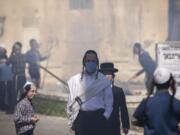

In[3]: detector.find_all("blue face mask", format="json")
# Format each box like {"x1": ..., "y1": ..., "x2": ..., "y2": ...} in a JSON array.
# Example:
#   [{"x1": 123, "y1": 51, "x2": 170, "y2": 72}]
[{"x1": 85, "y1": 62, "x2": 97, "y2": 74}]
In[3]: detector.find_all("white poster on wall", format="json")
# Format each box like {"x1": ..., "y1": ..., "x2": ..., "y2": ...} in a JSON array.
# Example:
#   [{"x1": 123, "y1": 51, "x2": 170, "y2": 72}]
[
  {"x1": 156, "y1": 42, "x2": 180, "y2": 99},
  {"x1": 156, "y1": 42, "x2": 180, "y2": 81}
]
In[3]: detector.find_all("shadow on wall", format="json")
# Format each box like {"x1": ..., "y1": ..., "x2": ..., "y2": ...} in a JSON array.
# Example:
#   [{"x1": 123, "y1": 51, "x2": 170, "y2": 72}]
[{"x1": 0, "y1": 16, "x2": 6, "y2": 37}]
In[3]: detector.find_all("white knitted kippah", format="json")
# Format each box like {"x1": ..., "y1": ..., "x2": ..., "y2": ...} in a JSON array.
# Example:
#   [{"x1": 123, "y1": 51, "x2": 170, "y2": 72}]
[
  {"x1": 153, "y1": 67, "x2": 171, "y2": 84},
  {"x1": 23, "y1": 81, "x2": 33, "y2": 89}
]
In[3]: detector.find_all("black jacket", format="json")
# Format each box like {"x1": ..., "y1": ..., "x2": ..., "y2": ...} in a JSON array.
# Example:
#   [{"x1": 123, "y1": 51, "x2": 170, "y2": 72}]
[{"x1": 108, "y1": 85, "x2": 130, "y2": 135}]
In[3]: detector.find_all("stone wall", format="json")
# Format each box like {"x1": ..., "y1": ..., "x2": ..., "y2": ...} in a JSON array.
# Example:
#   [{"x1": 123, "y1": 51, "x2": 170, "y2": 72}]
[{"x1": 0, "y1": 0, "x2": 168, "y2": 84}]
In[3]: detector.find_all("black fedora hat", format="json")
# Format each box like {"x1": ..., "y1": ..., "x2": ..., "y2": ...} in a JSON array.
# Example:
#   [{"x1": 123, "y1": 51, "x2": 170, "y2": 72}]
[{"x1": 99, "y1": 62, "x2": 118, "y2": 74}]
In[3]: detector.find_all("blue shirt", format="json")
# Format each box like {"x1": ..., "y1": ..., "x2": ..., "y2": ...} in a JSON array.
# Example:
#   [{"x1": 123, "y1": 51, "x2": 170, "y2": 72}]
[
  {"x1": 134, "y1": 91, "x2": 180, "y2": 135},
  {"x1": 136, "y1": 51, "x2": 156, "y2": 79},
  {"x1": 25, "y1": 49, "x2": 47, "y2": 71}
]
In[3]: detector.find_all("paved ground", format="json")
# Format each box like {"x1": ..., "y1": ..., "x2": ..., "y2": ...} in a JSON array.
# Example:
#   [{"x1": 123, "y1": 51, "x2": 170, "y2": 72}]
[
  {"x1": 0, "y1": 111, "x2": 72, "y2": 135},
  {"x1": 0, "y1": 111, "x2": 143, "y2": 135}
]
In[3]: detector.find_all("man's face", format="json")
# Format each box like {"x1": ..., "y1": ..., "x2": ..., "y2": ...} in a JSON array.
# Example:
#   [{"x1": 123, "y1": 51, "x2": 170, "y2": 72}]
[
  {"x1": 134, "y1": 47, "x2": 140, "y2": 55},
  {"x1": 31, "y1": 40, "x2": 39, "y2": 49},
  {"x1": 105, "y1": 74, "x2": 113, "y2": 81},
  {"x1": 14, "y1": 45, "x2": 21, "y2": 54},
  {"x1": 84, "y1": 53, "x2": 98, "y2": 74},
  {"x1": 15, "y1": 48, "x2": 21, "y2": 54},
  {"x1": 85, "y1": 53, "x2": 97, "y2": 63}
]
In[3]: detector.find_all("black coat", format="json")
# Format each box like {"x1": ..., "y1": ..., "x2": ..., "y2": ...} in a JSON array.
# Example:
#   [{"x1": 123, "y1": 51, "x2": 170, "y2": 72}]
[{"x1": 108, "y1": 85, "x2": 130, "y2": 135}]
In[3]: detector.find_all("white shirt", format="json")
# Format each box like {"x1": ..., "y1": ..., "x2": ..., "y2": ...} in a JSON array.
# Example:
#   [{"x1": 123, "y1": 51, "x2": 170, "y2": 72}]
[
  {"x1": 67, "y1": 72, "x2": 113, "y2": 119},
  {"x1": 175, "y1": 86, "x2": 180, "y2": 100}
]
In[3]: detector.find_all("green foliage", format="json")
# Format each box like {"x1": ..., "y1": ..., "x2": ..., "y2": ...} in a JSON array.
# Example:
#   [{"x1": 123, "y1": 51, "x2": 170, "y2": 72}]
[{"x1": 33, "y1": 96, "x2": 67, "y2": 117}]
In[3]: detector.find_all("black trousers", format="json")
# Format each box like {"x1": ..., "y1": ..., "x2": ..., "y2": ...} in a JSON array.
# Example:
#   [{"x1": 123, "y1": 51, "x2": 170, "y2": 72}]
[
  {"x1": 0, "y1": 81, "x2": 6, "y2": 110},
  {"x1": 0, "y1": 80, "x2": 13, "y2": 111},
  {"x1": 6, "y1": 80, "x2": 15, "y2": 113},
  {"x1": 74, "y1": 109, "x2": 108, "y2": 135},
  {"x1": 14, "y1": 75, "x2": 26, "y2": 97},
  {"x1": 29, "y1": 68, "x2": 40, "y2": 88},
  {"x1": 7, "y1": 75, "x2": 26, "y2": 113},
  {"x1": 107, "y1": 122, "x2": 121, "y2": 135},
  {"x1": 19, "y1": 130, "x2": 33, "y2": 135}
]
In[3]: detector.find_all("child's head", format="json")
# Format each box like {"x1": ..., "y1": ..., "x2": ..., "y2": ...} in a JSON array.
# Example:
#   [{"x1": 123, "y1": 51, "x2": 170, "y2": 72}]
[{"x1": 19, "y1": 82, "x2": 37, "y2": 101}]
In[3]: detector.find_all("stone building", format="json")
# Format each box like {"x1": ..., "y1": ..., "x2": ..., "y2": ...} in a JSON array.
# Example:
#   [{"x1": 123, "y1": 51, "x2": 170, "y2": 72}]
[{"x1": 0, "y1": 0, "x2": 179, "y2": 87}]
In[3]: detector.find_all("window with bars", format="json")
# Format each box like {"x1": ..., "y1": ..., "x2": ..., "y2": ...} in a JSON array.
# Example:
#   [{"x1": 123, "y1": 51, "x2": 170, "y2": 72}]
[
  {"x1": 69, "y1": 0, "x2": 93, "y2": 10},
  {"x1": 168, "y1": 0, "x2": 180, "y2": 40}
]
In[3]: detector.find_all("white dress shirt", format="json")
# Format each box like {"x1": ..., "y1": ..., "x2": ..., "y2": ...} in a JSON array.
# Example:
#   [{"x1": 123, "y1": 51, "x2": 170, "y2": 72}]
[{"x1": 67, "y1": 72, "x2": 113, "y2": 119}]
